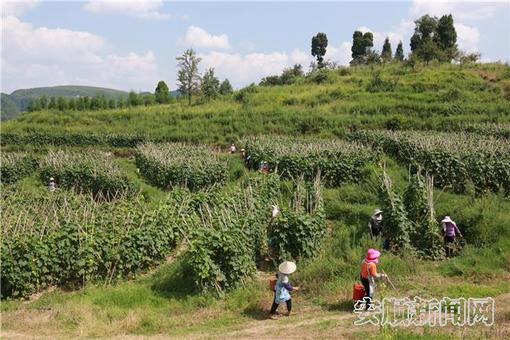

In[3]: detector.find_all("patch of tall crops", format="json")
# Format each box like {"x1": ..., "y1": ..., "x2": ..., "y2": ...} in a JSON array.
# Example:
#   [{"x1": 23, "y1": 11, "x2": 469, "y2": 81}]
[
  {"x1": 1, "y1": 152, "x2": 38, "y2": 184},
  {"x1": 350, "y1": 130, "x2": 510, "y2": 195},
  {"x1": 0, "y1": 191, "x2": 182, "y2": 298},
  {"x1": 135, "y1": 142, "x2": 228, "y2": 191},
  {"x1": 40, "y1": 150, "x2": 135, "y2": 199},
  {"x1": 241, "y1": 136, "x2": 377, "y2": 187}
]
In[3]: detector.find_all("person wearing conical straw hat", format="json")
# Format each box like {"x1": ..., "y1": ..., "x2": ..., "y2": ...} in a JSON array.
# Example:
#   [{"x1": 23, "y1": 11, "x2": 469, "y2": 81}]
[
  {"x1": 269, "y1": 261, "x2": 300, "y2": 319},
  {"x1": 441, "y1": 216, "x2": 462, "y2": 257},
  {"x1": 360, "y1": 248, "x2": 387, "y2": 310}
]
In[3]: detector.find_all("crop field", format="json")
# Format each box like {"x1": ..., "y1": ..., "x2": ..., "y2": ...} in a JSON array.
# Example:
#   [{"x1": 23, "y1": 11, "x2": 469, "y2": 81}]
[{"x1": 1, "y1": 64, "x2": 510, "y2": 339}]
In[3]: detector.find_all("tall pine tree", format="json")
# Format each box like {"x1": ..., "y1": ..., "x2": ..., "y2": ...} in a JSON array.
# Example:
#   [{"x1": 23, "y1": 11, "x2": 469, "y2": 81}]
[
  {"x1": 394, "y1": 41, "x2": 404, "y2": 61},
  {"x1": 381, "y1": 37, "x2": 392, "y2": 62}
]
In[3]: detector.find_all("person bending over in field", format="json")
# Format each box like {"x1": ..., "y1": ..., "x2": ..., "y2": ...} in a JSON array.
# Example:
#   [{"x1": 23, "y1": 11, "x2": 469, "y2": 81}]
[
  {"x1": 441, "y1": 216, "x2": 463, "y2": 257},
  {"x1": 229, "y1": 143, "x2": 236, "y2": 154},
  {"x1": 269, "y1": 261, "x2": 300, "y2": 319},
  {"x1": 360, "y1": 248, "x2": 387, "y2": 310}
]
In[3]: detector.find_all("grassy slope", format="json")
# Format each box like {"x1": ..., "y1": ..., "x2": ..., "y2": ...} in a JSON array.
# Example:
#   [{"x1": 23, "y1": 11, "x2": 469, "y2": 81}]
[
  {"x1": 1, "y1": 154, "x2": 509, "y2": 339},
  {"x1": 2, "y1": 63, "x2": 510, "y2": 144}
]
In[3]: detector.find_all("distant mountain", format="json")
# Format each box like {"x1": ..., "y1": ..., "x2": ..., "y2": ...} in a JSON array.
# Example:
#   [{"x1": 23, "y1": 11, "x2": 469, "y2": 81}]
[
  {"x1": 1, "y1": 85, "x2": 129, "y2": 120},
  {"x1": 0, "y1": 93, "x2": 19, "y2": 120}
]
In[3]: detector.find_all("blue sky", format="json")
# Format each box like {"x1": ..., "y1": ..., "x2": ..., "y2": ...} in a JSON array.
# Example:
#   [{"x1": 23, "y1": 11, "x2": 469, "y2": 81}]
[{"x1": 2, "y1": 1, "x2": 509, "y2": 93}]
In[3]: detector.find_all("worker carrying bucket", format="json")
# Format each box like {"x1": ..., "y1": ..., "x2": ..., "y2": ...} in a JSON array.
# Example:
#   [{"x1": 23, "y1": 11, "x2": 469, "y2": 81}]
[
  {"x1": 355, "y1": 248, "x2": 387, "y2": 310},
  {"x1": 269, "y1": 261, "x2": 300, "y2": 319}
]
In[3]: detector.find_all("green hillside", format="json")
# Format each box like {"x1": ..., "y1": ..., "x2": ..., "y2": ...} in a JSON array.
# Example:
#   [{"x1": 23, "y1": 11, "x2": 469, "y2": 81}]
[
  {"x1": 1, "y1": 85, "x2": 129, "y2": 120},
  {"x1": 0, "y1": 93, "x2": 19, "y2": 120},
  {"x1": 3, "y1": 63, "x2": 509, "y2": 145}
]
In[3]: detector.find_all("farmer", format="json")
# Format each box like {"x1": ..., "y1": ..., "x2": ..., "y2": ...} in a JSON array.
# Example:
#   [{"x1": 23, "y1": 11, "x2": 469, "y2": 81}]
[
  {"x1": 368, "y1": 209, "x2": 383, "y2": 237},
  {"x1": 441, "y1": 216, "x2": 463, "y2": 257},
  {"x1": 240, "y1": 148, "x2": 246, "y2": 160},
  {"x1": 269, "y1": 261, "x2": 300, "y2": 319},
  {"x1": 360, "y1": 248, "x2": 387, "y2": 310},
  {"x1": 260, "y1": 161, "x2": 269, "y2": 174},
  {"x1": 229, "y1": 143, "x2": 236, "y2": 154},
  {"x1": 48, "y1": 177, "x2": 56, "y2": 192}
]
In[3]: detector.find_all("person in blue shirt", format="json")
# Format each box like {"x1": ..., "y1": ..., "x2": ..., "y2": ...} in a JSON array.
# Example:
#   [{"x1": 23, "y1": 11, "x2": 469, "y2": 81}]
[{"x1": 269, "y1": 261, "x2": 300, "y2": 319}]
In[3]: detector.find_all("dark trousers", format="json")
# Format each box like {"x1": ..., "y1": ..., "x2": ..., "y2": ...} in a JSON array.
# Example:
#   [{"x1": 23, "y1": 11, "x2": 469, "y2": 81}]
[
  {"x1": 270, "y1": 298, "x2": 292, "y2": 314},
  {"x1": 360, "y1": 276, "x2": 371, "y2": 310},
  {"x1": 444, "y1": 235, "x2": 455, "y2": 257}
]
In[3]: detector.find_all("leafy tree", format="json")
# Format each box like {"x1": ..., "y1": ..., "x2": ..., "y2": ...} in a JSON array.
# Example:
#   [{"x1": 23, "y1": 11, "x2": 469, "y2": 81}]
[
  {"x1": 456, "y1": 51, "x2": 481, "y2": 66},
  {"x1": 68, "y1": 98, "x2": 76, "y2": 110},
  {"x1": 201, "y1": 68, "x2": 220, "y2": 100},
  {"x1": 434, "y1": 14, "x2": 457, "y2": 61},
  {"x1": 48, "y1": 97, "x2": 57, "y2": 110},
  {"x1": 57, "y1": 97, "x2": 67, "y2": 111},
  {"x1": 395, "y1": 41, "x2": 404, "y2": 61},
  {"x1": 311, "y1": 32, "x2": 328, "y2": 69},
  {"x1": 351, "y1": 31, "x2": 375, "y2": 64},
  {"x1": 39, "y1": 95, "x2": 48, "y2": 109},
  {"x1": 381, "y1": 37, "x2": 392, "y2": 62},
  {"x1": 143, "y1": 93, "x2": 156, "y2": 106},
  {"x1": 351, "y1": 31, "x2": 365, "y2": 60},
  {"x1": 155, "y1": 80, "x2": 170, "y2": 104},
  {"x1": 107, "y1": 98, "x2": 116, "y2": 109},
  {"x1": 260, "y1": 75, "x2": 281, "y2": 86},
  {"x1": 177, "y1": 48, "x2": 202, "y2": 106},
  {"x1": 280, "y1": 64, "x2": 303, "y2": 84},
  {"x1": 219, "y1": 79, "x2": 233, "y2": 95},
  {"x1": 410, "y1": 14, "x2": 437, "y2": 52},
  {"x1": 27, "y1": 99, "x2": 40, "y2": 112},
  {"x1": 128, "y1": 91, "x2": 140, "y2": 106}
]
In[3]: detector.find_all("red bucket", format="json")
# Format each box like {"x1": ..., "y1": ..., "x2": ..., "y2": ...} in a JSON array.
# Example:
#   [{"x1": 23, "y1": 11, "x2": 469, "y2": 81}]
[{"x1": 353, "y1": 283, "x2": 365, "y2": 301}]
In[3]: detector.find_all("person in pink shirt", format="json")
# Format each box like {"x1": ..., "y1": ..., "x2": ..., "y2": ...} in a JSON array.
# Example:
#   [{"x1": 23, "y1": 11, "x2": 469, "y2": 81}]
[{"x1": 441, "y1": 216, "x2": 463, "y2": 257}]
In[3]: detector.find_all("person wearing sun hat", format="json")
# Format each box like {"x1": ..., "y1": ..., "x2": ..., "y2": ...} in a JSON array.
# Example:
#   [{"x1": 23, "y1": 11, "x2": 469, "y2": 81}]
[
  {"x1": 368, "y1": 208, "x2": 383, "y2": 238},
  {"x1": 441, "y1": 216, "x2": 462, "y2": 257},
  {"x1": 269, "y1": 261, "x2": 300, "y2": 319},
  {"x1": 360, "y1": 248, "x2": 387, "y2": 310}
]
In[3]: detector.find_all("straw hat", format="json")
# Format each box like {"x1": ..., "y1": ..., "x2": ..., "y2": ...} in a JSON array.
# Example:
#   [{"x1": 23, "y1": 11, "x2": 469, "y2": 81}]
[
  {"x1": 373, "y1": 209, "x2": 382, "y2": 216},
  {"x1": 441, "y1": 216, "x2": 453, "y2": 223},
  {"x1": 49, "y1": 177, "x2": 55, "y2": 181},
  {"x1": 365, "y1": 248, "x2": 381, "y2": 264},
  {"x1": 278, "y1": 261, "x2": 297, "y2": 275}
]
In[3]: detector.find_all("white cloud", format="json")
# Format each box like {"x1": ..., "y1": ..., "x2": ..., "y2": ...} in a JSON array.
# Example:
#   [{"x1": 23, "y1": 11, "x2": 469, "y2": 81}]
[
  {"x1": 455, "y1": 23, "x2": 480, "y2": 52},
  {"x1": 181, "y1": 26, "x2": 230, "y2": 49},
  {"x1": 84, "y1": 0, "x2": 169, "y2": 20},
  {"x1": 409, "y1": 0, "x2": 506, "y2": 21},
  {"x1": 290, "y1": 49, "x2": 311, "y2": 66},
  {"x1": 199, "y1": 51, "x2": 290, "y2": 86},
  {"x1": 325, "y1": 42, "x2": 352, "y2": 66},
  {"x1": 1, "y1": 0, "x2": 40, "y2": 17},
  {"x1": 1, "y1": 16, "x2": 159, "y2": 92}
]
